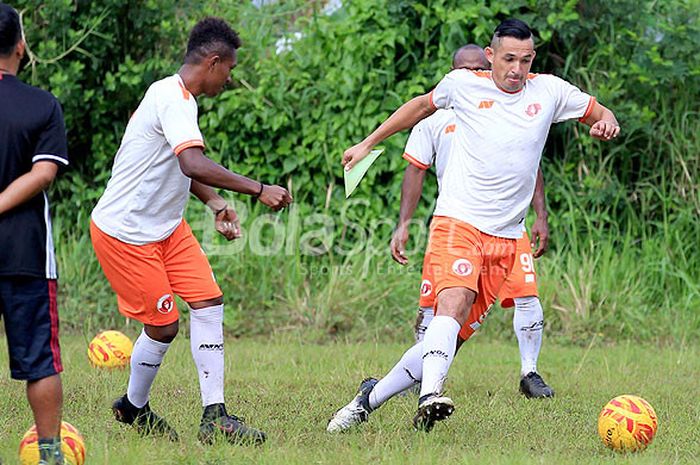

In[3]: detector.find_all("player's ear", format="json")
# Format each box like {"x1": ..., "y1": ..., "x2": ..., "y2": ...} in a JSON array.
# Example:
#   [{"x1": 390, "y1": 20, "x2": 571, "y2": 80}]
[
  {"x1": 207, "y1": 54, "x2": 221, "y2": 71},
  {"x1": 17, "y1": 40, "x2": 29, "y2": 72},
  {"x1": 485, "y1": 46, "x2": 495, "y2": 64}
]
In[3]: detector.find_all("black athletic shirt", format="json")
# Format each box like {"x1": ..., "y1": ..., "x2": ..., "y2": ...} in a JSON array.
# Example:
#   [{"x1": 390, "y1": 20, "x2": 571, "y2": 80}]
[{"x1": 0, "y1": 72, "x2": 68, "y2": 279}]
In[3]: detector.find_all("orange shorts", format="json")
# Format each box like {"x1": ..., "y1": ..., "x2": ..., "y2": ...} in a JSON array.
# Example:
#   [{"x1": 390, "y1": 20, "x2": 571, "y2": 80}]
[
  {"x1": 90, "y1": 220, "x2": 222, "y2": 326},
  {"x1": 419, "y1": 229, "x2": 538, "y2": 308},
  {"x1": 422, "y1": 216, "x2": 516, "y2": 341},
  {"x1": 498, "y1": 232, "x2": 538, "y2": 308}
]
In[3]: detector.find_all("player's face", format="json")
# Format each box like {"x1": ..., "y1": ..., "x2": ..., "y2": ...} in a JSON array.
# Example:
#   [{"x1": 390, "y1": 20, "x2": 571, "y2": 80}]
[
  {"x1": 486, "y1": 37, "x2": 535, "y2": 92},
  {"x1": 204, "y1": 51, "x2": 237, "y2": 97},
  {"x1": 454, "y1": 56, "x2": 490, "y2": 71}
]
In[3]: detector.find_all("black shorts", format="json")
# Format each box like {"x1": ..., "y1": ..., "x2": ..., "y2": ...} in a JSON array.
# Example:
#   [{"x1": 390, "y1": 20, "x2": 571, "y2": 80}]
[{"x1": 0, "y1": 277, "x2": 63, "y2": 381}]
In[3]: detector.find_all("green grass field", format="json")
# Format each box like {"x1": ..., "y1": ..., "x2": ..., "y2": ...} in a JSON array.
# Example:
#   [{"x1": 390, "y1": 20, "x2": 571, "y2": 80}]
[{"x1": 1, "y1": 334, "x2": 698, "y2": 464}]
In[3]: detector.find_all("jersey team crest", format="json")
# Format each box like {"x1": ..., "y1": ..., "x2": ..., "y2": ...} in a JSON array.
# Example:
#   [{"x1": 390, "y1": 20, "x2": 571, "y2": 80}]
[
  {"x1": 157, "y1": 294, "x2": 174, "y2": 314},
  {"x1": 420, "y1": 279, "x2": 433, "y2": 297},
  {"x1": 452, "y1": 259, "x2": 473, "y2": 276}
]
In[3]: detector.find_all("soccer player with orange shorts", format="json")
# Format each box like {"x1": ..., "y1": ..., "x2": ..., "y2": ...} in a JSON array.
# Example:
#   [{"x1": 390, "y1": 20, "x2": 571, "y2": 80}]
[
  {"x1": 391, "y1": 44, "x2": 553, "y2": 400},
  {"x1": 91, "y1": 18, "x2": 292, "y2": 445},
  {"x1": 328, "y1": 18, "x2": 620, "y2": 433}
]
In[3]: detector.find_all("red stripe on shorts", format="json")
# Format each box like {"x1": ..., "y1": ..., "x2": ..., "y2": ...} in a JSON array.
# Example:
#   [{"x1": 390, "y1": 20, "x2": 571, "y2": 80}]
[{"x1": 48, "y1": 280, "x2": 63, "y2": 373}]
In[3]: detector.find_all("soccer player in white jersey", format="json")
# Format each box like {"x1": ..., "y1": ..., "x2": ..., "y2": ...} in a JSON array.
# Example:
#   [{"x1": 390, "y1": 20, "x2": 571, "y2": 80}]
[
  {"x1": 329, "y1": 18, "x2": 619, "y2": 433},
  {"x1": 394, "y1": 44, "x2": 554, "y2": 399},
  {"x1": 90, "y1": 18, "x2": 292, "y2": 445}
]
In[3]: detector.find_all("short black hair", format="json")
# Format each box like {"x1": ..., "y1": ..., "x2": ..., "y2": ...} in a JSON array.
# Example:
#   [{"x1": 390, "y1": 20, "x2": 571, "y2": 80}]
[
  {"x1": 0, "y1": 3, "x2": 21, "y2": 56},
  {"x1": 491, "y1": 18, "x2": 532, "y2": 47},
  {"x1": 452, "y1": 44, "x2": 482, "y2": 64},
  {"x1": 185, "y1": 17, "x2": 241, "y2": 64}
]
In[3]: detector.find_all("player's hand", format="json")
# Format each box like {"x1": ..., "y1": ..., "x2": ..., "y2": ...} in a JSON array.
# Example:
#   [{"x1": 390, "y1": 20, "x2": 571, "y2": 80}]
[
  {"x1": 215, "y1": 206, "x2": 241, "y2": 241},
  {"x1": 342, "y1": 141, "x2": 372, "y2": 171},
  {"x1": 258, "y1": 184, "x2": 293, "y2": 211},
  {"x1": 530, "y1": 215, "x2": 549, "y2": 258},
  {"x1": 390, "y1": 224, "x2": 410, "y2": 265},
  {"x1": 589, "y1": 120, "x2": 620, "y2": 141}
]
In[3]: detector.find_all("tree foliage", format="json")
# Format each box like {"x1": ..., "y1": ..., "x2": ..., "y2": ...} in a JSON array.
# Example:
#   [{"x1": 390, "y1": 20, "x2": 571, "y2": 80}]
[{"x1": 14, "y1": 0, "x2": 700, "y2": 236}]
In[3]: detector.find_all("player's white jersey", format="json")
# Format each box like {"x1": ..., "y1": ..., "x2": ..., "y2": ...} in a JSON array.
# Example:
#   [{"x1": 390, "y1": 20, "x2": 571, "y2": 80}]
[
  {"x1": 92, "y1": 74, "x2": 205, "y2": 245},
  {"x1": 424, "y1": 69, "x2": 594, "y2": 238},
  {"x1": 402, "y1": 108, "x2": 455, "y2": 194}
]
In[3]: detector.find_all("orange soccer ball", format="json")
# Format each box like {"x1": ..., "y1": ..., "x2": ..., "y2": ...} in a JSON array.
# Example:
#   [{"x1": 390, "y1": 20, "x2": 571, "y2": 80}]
[
  {"x1": 18, "y1": 421, "x2": 86, "y2": 465},
  {"x1": 87, "y1": 330, "x2": 133, "y2": 368},
  {"x1": 598, "y1": 395, "x2": 658, "y2": 451}
]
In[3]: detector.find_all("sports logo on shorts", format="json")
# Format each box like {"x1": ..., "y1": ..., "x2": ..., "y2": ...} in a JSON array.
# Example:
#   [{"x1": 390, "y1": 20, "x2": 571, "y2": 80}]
[
  {"x1": 420, "y1": 279, "x2": 433, "y2": 297},
  {"x1": 452, "y1": 259, "x2": 473, "y2": 276},
  {"x1": 156, "y1": 294, "x2": 174, "y2": 314}
]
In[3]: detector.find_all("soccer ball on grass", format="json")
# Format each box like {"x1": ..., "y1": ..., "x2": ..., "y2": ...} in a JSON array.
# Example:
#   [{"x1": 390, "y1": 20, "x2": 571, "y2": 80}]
[
  {"x1": 18, "y1": 421, "x2": 86, "y2": 465},
  {"x1": 598, "y1": 394, "x2": 658, "y2": 451},
  {"x1": 87, "y1": 330, "x2": 133, "y2": 368}
]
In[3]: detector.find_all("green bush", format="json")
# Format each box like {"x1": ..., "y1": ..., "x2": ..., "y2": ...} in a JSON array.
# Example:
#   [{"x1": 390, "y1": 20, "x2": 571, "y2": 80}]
[{"x1": 12, "y1": 0, "x2": 700, "y2": 341}]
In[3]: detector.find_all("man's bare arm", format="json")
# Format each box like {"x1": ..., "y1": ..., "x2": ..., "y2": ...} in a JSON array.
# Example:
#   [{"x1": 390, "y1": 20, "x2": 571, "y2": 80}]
[
  {"x1": 190, "y1": 180, "x2": 241, "y2": 241},
  {"x1": 391, "y1": 164, "x2": 427, "y2": 265},
  {"x1": 581, "y1": 101, "x2": 620, "y2": 141},
  {"x1": 0, "y1": 162, "x2": 58, "y2": 215},
  {"x1": 190, "y1": 180, "x2": 227, "y2": 212},
  {"x1": 529, "y1": 167, "x2": 549, "y2": 258},
  {"x1": 178, "y1": 148, "x2": 292, "y2": 211},
  {"x1": 343, "y1": 94, "x2": 436, "y2": 170}
]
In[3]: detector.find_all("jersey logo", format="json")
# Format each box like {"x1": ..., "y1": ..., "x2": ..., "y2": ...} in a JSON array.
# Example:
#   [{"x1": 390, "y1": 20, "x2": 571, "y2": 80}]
[
  {"x1": 525, "y1": 103, "x2": 542, "y2": 117},
  {"x1": 157, "y1": 294, "x2": 175, "y2": 314},
  {"x1": 444, "y1": 124, "x2": 456, "y2": 134},
  {"x1": 478, "y1": 100, "x2": 494, "y2": 109},
  {"x1": 452, "y1": 259, "x2": 473, "y2": 276},
  {"x1": 420, "y1": 279, "x2": 433, "y2": 297}
]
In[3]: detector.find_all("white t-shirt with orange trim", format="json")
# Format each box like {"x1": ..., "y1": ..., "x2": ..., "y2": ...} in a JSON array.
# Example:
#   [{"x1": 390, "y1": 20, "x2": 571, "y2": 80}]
[
  {"x1": 92, "y1": 74, "x2": 205, "y2": 245},
  {"x1": 402, "y1": 109, "x2": 455, "y2": 194},
  {"x1": 427, "y1": 69, "x2": 594, "y2": 238}
]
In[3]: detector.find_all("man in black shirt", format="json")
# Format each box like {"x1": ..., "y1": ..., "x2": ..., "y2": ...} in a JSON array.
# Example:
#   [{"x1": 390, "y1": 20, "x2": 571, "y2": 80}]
[{"x1": 0, "y1": 4, "x2": 68, "y2": 464}]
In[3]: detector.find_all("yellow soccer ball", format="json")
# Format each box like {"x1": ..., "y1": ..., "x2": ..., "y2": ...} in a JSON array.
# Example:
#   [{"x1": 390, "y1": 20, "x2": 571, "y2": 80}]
[
  {"x1": 87, "y1": 330, "x2": 133, "y2": 368},
  {"x1": 18, "y1": 421, "x2": 86, "y2": 465},
  {"x1": 598, "y1": 395, "x2": 658, "y2": 451}
]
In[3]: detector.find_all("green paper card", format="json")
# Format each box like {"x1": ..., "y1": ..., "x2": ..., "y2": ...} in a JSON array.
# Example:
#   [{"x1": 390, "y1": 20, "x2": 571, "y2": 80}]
[{"x1": 344, "y1": 148, "x2": 384, "y2": 198}]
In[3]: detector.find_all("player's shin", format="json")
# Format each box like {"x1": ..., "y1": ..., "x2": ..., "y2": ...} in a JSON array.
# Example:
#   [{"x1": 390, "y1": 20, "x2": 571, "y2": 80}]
[
  {"x1": 190, "y1": 304, "x2": 225, "y2": 406},
  {"x1": 513, "y1": 296, "x2": 544, "y2": 375},
  {"x1": 369, "y1": 342, "x2": 423, "y2": 409},
  {"x1": 127, "y1": 330, "x2": 171, "y2": 407},
  {"x1": 419, "y1": 315, "x2": 461, "y2": 398}
]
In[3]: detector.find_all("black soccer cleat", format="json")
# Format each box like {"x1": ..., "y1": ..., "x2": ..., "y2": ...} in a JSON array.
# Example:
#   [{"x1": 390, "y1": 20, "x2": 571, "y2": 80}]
[
  {"x1": 412, "y1": 394, "x2": 455, "y2": 432},
  {"x1": 112, "y1": 394, "x2": 179, "y2": 441},
  {"x1": 519, "y1": 372, "x2": 555, "y2": 399},
  {"x1": 198, "y1": 403, "x2": 267, "y2": 445}
]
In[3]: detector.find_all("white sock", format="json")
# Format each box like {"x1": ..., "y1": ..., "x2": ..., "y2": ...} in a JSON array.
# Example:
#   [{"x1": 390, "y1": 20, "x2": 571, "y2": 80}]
[
  {"x1": 513, "y1": 296, "x2": 544, "y2": 375},
  {"x1": 369, "y1": 342, "x2": 423, "y2": 409},
  {"x1": 190, "y1": 304, "x2": 225, "y2": 407},
  {"x1": 414, "y1": 307, "x2": 434, "y2": 343},
  {"x1": 420, "y1": 315, "x2": 461, "y2": 398},
  {"x1": 127, "y1": 330, "x2": 170, "y2": 408}
]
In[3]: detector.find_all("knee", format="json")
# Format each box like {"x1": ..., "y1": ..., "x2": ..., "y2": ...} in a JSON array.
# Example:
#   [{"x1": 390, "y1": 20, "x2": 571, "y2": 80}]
[
  {"x1": 145, "y1": 321, "x2": 179, "y2": 343},
  {"x1": 189, "y1": 295, "x2": 224, "y2": 309},
  {"x1": 436, "y1": 288, "x2": 476, "y2": 322}
]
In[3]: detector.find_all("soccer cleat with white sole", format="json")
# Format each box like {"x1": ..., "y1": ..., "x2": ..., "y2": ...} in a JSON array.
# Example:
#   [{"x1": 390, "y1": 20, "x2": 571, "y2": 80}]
[
  {"x1": 326, "y1": 378, "x2": 378, "y2": 433},
  {"x1": 412, "y1": 394, "x2": 455, "y2": 432}
]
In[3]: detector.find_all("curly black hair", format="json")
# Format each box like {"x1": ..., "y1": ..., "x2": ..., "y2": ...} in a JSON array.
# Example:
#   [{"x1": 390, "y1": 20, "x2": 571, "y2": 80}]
[
  {"x1": 0, "y1": 3, "x2": 21, "y2": 56},
  {"x1": 184, "y1": 17, "x2": 241, "y2": 64}
]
